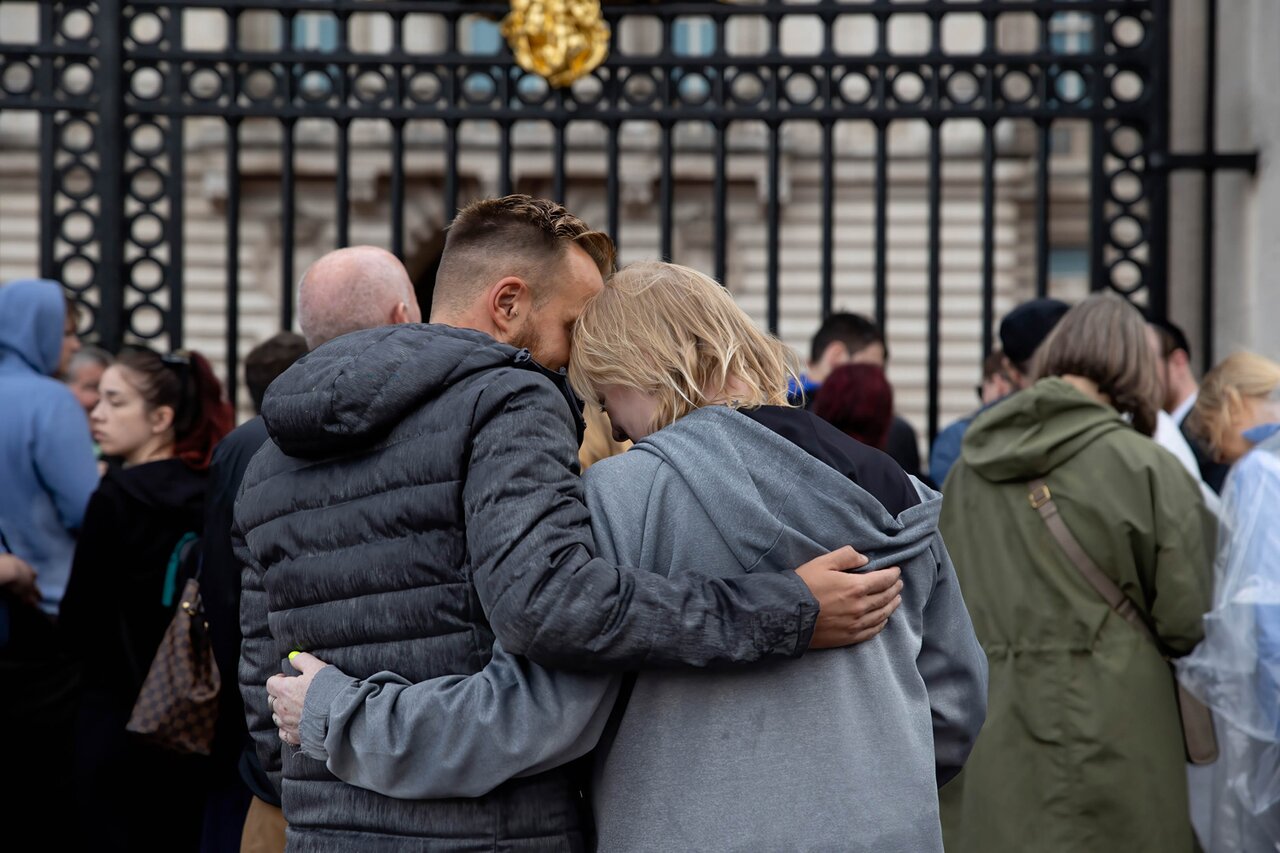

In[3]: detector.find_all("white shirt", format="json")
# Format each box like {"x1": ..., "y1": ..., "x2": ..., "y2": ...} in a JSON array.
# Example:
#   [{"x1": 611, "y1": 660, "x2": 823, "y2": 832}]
[
  {"x1": 1154, "y1": 409, "x2": 1220, "y2": 515},
  {"x1": 1171, "y1": 391, "x2": 1198, "y2": 429}
]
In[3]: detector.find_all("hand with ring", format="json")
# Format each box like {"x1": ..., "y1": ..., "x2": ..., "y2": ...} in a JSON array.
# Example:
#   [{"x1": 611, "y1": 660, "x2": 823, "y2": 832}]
[{"x1": 266, "y1": 652, "x2": 329, "y2": 747}]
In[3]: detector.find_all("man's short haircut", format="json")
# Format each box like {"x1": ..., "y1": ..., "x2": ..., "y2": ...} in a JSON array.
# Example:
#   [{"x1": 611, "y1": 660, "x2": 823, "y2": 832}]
[
  {"x1": 245, "y1": 331, "x2": 308, "y2": 414},
  {"x1": 808, "y1": 312, "x2": 886, "y2": 364},
  {"x1": 431, "y1": 195, "x2": 615, "y2": 317},
  {"x1": 1146, "y1": 313, "x2": 1191, "y2": 361}
]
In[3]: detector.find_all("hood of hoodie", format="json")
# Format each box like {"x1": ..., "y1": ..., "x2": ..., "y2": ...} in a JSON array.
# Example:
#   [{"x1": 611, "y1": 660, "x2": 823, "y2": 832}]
[
  {"x1": 261, "y1": 323, "x2": 581, "y2": 459},
  {"x1": 0, "y1": 278, "x2": 65, "y2": 376},
  {"x1": 632, "y1": 406, "x2": 942, "y2": 572},
  {"x1": 109, "y1": 458, "x2": 207, "y2": 516},
  {"x1": 960, "y1": 376, "x2": 1128, "y2": 483}
]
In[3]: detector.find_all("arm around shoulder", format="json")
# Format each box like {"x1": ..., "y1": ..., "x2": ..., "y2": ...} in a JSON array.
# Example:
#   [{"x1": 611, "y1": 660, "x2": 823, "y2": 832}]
[
  {"x1": 298, "y1": 641, "x2": 619, "y2": 800},
  {"x1": 466, "y1": 372, "x2": 817, "y2": 671}
]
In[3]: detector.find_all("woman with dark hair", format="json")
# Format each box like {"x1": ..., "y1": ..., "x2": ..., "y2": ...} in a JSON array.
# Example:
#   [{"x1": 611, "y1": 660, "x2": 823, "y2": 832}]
[
  {"x1": 811, "y1": 362, "x2": 895, "y2": 450},
  {"x1": 938, "y1": 293, "x2": 1215, "y2": 853},
  {"x1": 60, "y1": 346, "x2": 233, "y2": 853}
]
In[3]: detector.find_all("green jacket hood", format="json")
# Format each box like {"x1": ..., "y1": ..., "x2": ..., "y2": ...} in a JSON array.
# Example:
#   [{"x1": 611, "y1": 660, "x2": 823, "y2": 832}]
[{"x1": 960, "y1": 377, "x2": 1129, "y2": 483}]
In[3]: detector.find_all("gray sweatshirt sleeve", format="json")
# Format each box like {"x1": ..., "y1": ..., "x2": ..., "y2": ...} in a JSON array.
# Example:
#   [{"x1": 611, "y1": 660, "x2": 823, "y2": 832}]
[
  {"x1": 918, "y1": 534, "x2": 989, "y2": 787},
  {"x1": 465, "y1": 371, "x2": 819, "y2": 671},
  {"x1": 297, "y1": 640, "x2": 620, "y2": 800}
]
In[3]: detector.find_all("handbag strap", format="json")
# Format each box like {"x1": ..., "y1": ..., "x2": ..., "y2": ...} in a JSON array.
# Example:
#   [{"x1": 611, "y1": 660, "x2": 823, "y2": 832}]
[{"x1": 1027, "y1": 479, "x2": 1157, "y2": 647}]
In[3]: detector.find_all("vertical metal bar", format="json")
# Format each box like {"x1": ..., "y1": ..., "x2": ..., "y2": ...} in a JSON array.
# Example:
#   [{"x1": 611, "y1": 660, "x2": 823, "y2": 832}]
[
  {"x1": 874, "y1": 121, "x2": 888, "y2": 331},
  {"x1": 166, "y1": 118, "x2": 186, "y2": 349},
  {"x1": 1145, "y1": 0, "x2": 1172, "y2": 322},
  {"x1": 335, "y1": 11, "x2": 349, "y2": 249},
  {"x1": 336, "y1": 120, "x2": 350, "y2": 248},
  {"x1": 444, "y1": 120, "x2": 459, "y2": 224},
  {"x1": 281, "y1": 120, "x2": 296, "y2": 331},
  {"x1": 1200, "y1": 0, "x2": 1217, "y2": 370},
  {"x1": 164, "y1": 7, "x2": 185, "y2": 351},
  {"x1": 606, "y1": 121, "x2": 621, "y2": 256},
  {"x1": 390, "y1": 14, "x2": 405, "y2": 258},
  {"x1": 981, "y1": 10, "x2": 998, "y2": 356},
  {"x1": 498, "y1": 121, "x2": 512, "y2": 197},
  {"x1": 1035, "y1": 9, "x2": 1052, "y2": 300},
  {"x1": 660, "y1": 121, "x2": 674, "y2": 262},
  {"x1": 1035, "y1": 121, "x2": 1050, "y2": 299},
  {"x1": 225, "y1": 120, "x2": 241, "y2": 409},
  {"x1": 820, "y1": 120, "x2": 834, "y2": 319},
  {"x1": 95, "y1": 0, "x2": 126, "y2": 352},
  {"x1": 552, "y1": 115, "x2": 567, "y2": 203},
  {"x1": 927, "y1": 121, "x2": 942, "y2": 444},
  {"x1": 712, "y1": 16, "x2": 728, "y2": 286},
  {"x1": 444, "y1": 12, "x2": 459, "y2": 222},
  {"x1": 391, "y1": 120, "x2": 405, "y2": 259},
  {"x1": 982, "y1": 122, "x2": 996, "y2": 358},
  {"x1": 766, "y1": 121, "x2": 781, "y2": 334},
  {"x1": 713, "y1": 121, "x2": 728, "y2": 286},
  {"x1": 280, "y1": 10, "x2": 296, "y2": 331},
  {"x1": 874, "y1": 12, "x2": 890, "y2": 331},
  {"x1": 37, "y1": 3, "x2": 56, "y2": 282},
  {"x1": 1089, "y1": 121, "x2": 1107, "y2": 294}
]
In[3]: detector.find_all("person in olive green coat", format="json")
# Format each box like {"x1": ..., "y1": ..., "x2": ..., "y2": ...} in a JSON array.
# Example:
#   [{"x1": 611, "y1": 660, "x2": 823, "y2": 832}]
[{"x1": 939, "y1": 293, "x2": 1215, "y2": 853}]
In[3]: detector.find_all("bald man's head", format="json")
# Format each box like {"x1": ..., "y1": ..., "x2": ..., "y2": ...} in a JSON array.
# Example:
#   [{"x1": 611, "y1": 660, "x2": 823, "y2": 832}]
[{"x1": 297, "y1": 246, "x2": 421, "y2": 349}]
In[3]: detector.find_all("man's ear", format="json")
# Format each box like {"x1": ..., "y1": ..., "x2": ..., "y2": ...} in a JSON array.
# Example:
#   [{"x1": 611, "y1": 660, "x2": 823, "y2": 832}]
[
  {"x1": 149, "y1": 404, "x2": 175, "y2": 436},
  {"x1": 819, "y1": 341, "x2": 849, "y2": 371},
  {"x1": 488, "y1": 277, "x2": 530, "y2": 337}
]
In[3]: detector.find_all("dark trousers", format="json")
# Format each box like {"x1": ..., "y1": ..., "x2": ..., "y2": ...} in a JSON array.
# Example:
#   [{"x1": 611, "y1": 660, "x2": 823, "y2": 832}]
[
  {"x1": 0, "y1": 601, "x2": 79, "y2": 833},
  {"x1": 72, "y1": 690, "x2": 210, "y2": 853}
]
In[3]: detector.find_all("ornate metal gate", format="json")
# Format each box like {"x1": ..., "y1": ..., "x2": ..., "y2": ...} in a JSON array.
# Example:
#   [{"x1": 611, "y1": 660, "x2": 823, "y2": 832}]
[{"x1": 0, "y1": 1, "x2": 1222, "y2": 437}]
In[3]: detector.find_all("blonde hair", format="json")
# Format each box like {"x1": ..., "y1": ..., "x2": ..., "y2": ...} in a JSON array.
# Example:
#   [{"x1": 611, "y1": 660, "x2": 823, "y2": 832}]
[
  {"x1": 1190, "y1": 351, "x2": 1280, "y2": 457},
  {"x1": 1033, "y1": 292, "x2": 1162, "y2": 436},
  {"x1": 568, "y1": 261, "x2": 797, "y2": 433}
]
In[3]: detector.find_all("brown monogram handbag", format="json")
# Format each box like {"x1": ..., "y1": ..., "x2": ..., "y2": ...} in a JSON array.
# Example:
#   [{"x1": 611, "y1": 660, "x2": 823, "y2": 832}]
[{"x1": 126, "y1": 575, "x2": 221, "y2": 755}]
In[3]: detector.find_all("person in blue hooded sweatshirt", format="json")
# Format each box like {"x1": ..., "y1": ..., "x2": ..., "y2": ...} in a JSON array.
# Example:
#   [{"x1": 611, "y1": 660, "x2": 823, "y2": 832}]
[
  {"x1": 0, "y1": 277, "x2": 100, "y2": 834},
  {"x1": 268, "y1": 261, "x2": 988, "y2": 852}
]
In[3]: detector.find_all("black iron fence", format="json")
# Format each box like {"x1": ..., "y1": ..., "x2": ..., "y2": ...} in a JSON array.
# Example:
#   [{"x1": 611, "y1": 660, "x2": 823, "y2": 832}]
[{"x1": 0, "y1": 0, "x2": 1252, "y2": 437}]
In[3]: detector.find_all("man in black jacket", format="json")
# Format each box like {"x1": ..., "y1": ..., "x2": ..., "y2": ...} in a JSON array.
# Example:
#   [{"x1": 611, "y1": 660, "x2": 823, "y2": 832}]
[
  {"x1": 200, "y1": 247, "x2": 419, "y2": 853},
  {"x1": 235, "y1": 196, "x2": 903, "y2": 851},
  {"x1": 794, "y1": 312, "x2": 928, "y2": 483},
  {"x1": 1149, "y1": 316, "x2": 1230, "y2": 492}
]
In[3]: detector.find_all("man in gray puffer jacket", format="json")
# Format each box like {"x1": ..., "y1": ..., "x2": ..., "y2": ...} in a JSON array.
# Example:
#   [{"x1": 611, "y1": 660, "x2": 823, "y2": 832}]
[{"x1": 235, "y1": 196, "x2": 904, "y2": 851}]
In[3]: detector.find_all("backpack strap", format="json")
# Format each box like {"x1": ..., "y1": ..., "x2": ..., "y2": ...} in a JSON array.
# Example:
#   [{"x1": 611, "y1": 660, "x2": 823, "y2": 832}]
[{"x1": 1027, "y1": 479, "x2": 1156, "y2": 646}]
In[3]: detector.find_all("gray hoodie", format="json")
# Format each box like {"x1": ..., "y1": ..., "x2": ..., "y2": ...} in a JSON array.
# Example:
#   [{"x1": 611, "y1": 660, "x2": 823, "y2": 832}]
[
  {"x1": 299, "y1": 406, "x2": 986, "y2": 851},
  {"x1": 583, "y1": 407, "x2": 986, "y2": 851}
]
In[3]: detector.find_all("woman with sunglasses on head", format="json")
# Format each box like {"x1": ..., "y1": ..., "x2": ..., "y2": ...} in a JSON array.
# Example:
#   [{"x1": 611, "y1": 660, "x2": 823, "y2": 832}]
[{"x1": 60, "y1": 346, "x2": 233, "y2": 853}]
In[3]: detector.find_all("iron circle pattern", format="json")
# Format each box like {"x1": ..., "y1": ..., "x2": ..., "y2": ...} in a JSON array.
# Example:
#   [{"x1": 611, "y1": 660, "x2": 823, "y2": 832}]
[
  {"x1": 23, "y1": 2, "x2": 1169, "y2": 352},
  {"x1": 129, "y1": 257, "x2": 167, "y2": 295},
  {"x1": 127, "y1": 300, "x2": 166, "y2": 340}
]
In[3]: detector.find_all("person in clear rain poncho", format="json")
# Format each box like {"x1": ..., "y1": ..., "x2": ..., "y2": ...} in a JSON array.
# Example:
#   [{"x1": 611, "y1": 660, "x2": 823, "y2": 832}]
[{"x1": 1177, "y1": 352, "x2": 1280, "y2": 853}]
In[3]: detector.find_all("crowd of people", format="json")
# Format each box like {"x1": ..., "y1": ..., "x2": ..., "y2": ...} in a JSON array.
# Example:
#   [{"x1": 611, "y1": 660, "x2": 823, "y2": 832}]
[{"x1": 0, "y1": 193, "x2": 1277, "y2": 853}]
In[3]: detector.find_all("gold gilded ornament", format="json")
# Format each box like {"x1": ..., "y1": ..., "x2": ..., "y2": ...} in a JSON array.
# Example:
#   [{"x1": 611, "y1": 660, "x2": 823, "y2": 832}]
[{"x1": 501, "y1": 0, "x2": 610, "y2": 88}]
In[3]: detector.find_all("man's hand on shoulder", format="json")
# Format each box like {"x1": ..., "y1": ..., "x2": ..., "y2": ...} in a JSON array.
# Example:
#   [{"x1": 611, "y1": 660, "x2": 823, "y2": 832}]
[{"x1": 796, "y1": 547, "x2": 903, "y2": 648}]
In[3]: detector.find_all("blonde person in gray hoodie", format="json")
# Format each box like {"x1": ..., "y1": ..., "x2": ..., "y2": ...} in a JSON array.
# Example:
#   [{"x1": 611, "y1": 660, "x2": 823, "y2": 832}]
[{"x1": 268, "y1": 261, "x2": 988, "y2": 852}]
